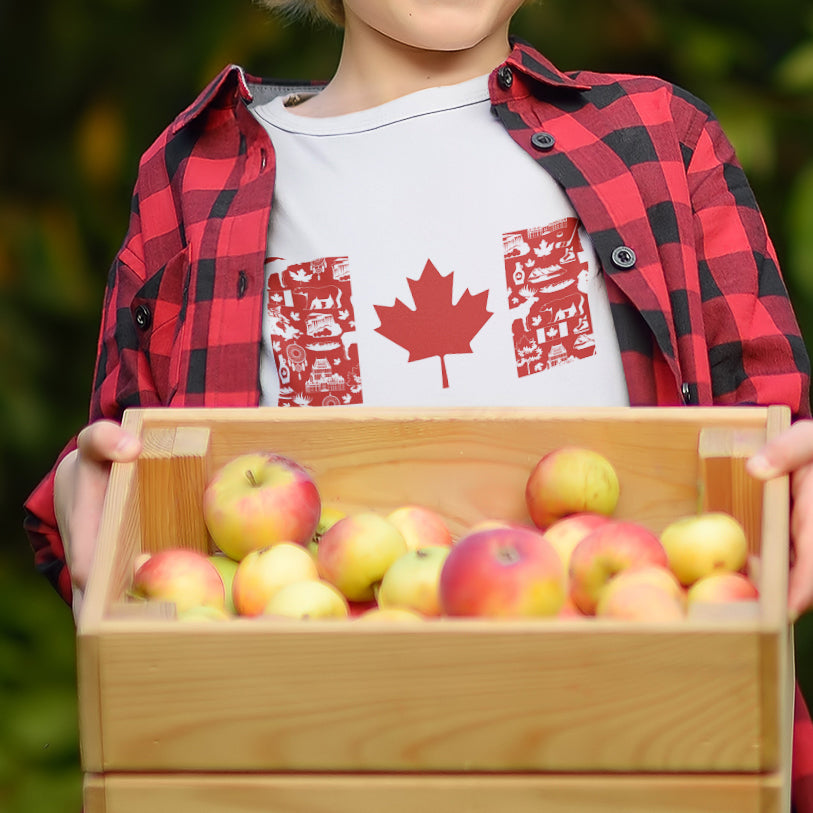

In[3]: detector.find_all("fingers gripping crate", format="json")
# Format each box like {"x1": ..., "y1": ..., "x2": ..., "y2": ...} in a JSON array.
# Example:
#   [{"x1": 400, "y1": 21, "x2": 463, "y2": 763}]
[{"x1": 77, "y1": 406, "x2": 794, "y2": 813}]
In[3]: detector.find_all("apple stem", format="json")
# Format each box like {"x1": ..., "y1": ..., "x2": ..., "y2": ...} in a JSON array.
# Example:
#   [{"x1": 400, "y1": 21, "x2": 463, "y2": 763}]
[{"x1": 245, "y1": 470, "x2": 257, "y2": 488}]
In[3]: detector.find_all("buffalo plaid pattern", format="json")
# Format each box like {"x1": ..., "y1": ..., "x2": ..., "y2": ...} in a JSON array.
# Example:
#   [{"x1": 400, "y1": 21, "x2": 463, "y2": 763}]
[{"x1": 23, "y1": 41, "x2": 813, "y2": 807}]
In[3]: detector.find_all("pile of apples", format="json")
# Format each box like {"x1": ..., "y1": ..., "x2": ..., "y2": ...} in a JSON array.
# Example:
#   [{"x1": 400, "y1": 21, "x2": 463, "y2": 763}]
[{"x1": 129, "y1": 446, "x2": 759, "y2": 622}]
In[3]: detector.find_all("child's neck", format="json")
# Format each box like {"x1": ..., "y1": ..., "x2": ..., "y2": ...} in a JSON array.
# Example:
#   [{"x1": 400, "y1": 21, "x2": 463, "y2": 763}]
[{"x1": 293, "y1": 18, "x2": 512, "y2": 117}]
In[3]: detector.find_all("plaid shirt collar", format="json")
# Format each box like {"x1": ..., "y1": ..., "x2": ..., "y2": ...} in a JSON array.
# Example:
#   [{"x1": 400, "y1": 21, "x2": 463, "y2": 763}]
[{"x1": 169, "y1": 39, "x2": 590, "y2": 137}]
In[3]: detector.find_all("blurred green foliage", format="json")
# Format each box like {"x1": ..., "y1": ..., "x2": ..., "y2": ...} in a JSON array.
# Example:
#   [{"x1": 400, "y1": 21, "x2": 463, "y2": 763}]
[{"x1": 2, "y1": 2, "x2": 813, "y2": 810}]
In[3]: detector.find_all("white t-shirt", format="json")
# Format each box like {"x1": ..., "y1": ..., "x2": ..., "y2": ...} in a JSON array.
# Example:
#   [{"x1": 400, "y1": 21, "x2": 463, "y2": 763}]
[{"x1": 251, "y1": 75, "x2": 629, "y2": 408}]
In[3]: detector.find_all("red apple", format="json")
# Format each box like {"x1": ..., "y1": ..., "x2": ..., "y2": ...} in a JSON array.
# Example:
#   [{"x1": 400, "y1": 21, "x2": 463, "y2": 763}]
[
  {"x1": 438, "y1": 526, "x2": 566, "y2": 618},
  {"x1": 525, "y1": 446, "x2": 620, "y2": 529},
  {"x1": 596, "y1": 564, "x2": 685, "y2": 618},
  {"x1": 131, "y1": 548, "x2": 225, "y2": 614},
  {"x1": 377, "y1": 546, "x2": 452, "y2": 617},
  {"x1": 542, "y1": 512, "x2": 612, "y2": 572},
  {"x1": 203, "y1": 452, "x2": 321, "y2": 561},
  {"x1": 232, "y1": 542, "x2": 319, "y2": 617},
  {"x1": 316, "y1": 512, "x2": 408, "y2": 602},
  {"x1": 687, "y1": 571, "x2": 759, "y2": 604},
  {"x1": 386, "y1": 505, "x2": 453, "y2": 550},
  {"x1": 569, "y1": 520, "x2": 668, "y2": 615},
  {"x1": 595, "y1": 581, "x2": 685, "y2": 622}
]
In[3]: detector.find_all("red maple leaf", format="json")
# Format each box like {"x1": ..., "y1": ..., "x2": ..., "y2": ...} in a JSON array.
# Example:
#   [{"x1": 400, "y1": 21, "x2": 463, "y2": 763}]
[{"x1": 374, "y1": 260, "x2": 493, "y2": 389}]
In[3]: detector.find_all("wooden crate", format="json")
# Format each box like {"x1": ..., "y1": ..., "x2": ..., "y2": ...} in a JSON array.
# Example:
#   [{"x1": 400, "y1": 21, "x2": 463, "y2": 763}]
[{"x1": 78, "y1": 406, "x2": 795, "y2": 812}]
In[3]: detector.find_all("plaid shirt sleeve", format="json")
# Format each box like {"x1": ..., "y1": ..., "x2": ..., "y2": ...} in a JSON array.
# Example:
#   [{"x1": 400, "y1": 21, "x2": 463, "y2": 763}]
[
  {"x1": 22, "y1": 187, "x2": 162, "y2": 604},
  {"x1": 686, "y1": 97, "x2": 811, "y2": 416}
]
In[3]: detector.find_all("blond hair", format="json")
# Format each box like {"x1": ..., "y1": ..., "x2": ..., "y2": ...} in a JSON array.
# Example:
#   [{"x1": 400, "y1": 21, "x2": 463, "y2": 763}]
[{"x1": 257, "y1": 0, "x2": 345, "y2": 26}]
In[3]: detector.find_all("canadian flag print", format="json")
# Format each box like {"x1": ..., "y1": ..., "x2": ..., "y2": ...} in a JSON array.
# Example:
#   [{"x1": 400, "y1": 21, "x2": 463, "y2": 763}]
[
  {"x1": 503, "y1": 217, "x2": 596, "y2": 378},
  {"x1": 265, "y1": 255, "x2": 363, "y2": 406}
]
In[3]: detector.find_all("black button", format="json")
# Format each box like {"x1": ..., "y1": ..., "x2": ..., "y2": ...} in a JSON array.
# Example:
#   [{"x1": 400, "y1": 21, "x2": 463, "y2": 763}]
[
  {"x1": 682, "y1": 383, "x2": 693, "y2": 404},
  {"x1": 497, "y1": 65, "x2": 513, "y2": 89},
  {"x1": 531, "y1": 132, "x2": 556, "y2": 151},
  {"x1": 134, "y1": 304, "x2": 152, "y2": 330},
  {"x1": 610, "y1": 246, "x2": 637, "y2": 269}
]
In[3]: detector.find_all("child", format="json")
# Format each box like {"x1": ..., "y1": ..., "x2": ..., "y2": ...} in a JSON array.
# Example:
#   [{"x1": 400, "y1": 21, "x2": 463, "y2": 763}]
[{"x1": 23, "y1": 1, "x2": 813, "y2": 807}]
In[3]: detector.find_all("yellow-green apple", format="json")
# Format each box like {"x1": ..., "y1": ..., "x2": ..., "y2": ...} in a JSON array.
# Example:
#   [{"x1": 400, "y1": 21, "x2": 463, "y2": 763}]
[
  {"x1": 568, "y1": 520, "x2": 668, "y2": 615},
  {"x1": 131, "y1": 548, "x2": 225, "y2": 614},
  {"x1": 438, "y1": 526, "x2": 566, "y2": 618},
  {"x1": 687, "y1": 571, "x2": 759, "y2": 604},
  {"x1": 203, "y1": 452, "x2": 321, "y2": 561},
  {"x1": 232, "y1": 542, "x2": 319, "y2": 617},
  {"x1": 659, "y1": 511, "x2": 748, "y2": 587},
  {"x1": 377, "y1": 545, "x2": 452, "y2": 617},
  {"x1": 595, "y1": 581, "x2": 685, "y2": 622},
  {"x1": 525, "y1": 446, "x2": 620, "y2": 529},
  {"x1": 316, "y1": 512, "x2": 408, "y2": 602},
  {"x1": 385, "y1": 505, "x2": 453, "y2": 551},
  {"x1": 355, "y1": 607, "x2": 425, "y2": 623},
  {"x1": 262, "y1": 579, "x2": 349, "y2": 619},
  {"x1": 542, "y1": 512, "x2": 612, "y2": 572},
  {"x1": 208, "y1": 553, "x2": 239, "y2": 615}
]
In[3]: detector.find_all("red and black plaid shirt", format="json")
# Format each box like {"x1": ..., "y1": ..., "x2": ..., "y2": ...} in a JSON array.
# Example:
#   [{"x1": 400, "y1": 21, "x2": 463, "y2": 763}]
[{"x1": 23, "y1": 40, "x2": 813, "y2": 807}]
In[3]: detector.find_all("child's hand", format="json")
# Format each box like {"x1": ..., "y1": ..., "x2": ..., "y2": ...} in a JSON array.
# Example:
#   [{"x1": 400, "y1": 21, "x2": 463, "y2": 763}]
[
  {"x1": 747, "y1": 419, "x2": 813, "y2": 621},
  {"x1": 54, "y1": 420, "x2": 141, "y2": 619}
]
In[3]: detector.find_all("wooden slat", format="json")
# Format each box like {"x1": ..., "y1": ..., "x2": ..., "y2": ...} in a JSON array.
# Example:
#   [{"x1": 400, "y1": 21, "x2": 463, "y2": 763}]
[
  {"x1": 697, "y1": 425, "x2": 767, "y2": 555},
  {"x1": 170, "y1": 426, "x2": 211, "y2": 552},
  {"x1": 91, "y1": 771, "x2": 782, "y2": 813},
  {"x1": 94, "y1": 622, "x2": 762, "y2": 773}
]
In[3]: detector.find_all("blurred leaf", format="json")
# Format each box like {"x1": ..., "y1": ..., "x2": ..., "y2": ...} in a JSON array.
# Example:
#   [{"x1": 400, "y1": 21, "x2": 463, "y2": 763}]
[
  {"x1": 776, "y1": 40, "x2": 813, "y2": 92},
  {"x1": 787, "y1": 160, "x2": 813, "y2": 298}
]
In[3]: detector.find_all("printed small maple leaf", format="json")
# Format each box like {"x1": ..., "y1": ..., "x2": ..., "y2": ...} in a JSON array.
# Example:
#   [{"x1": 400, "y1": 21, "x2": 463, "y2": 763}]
[{"x1": 374, "y1": 259, "x2": 492, "y2": 389}]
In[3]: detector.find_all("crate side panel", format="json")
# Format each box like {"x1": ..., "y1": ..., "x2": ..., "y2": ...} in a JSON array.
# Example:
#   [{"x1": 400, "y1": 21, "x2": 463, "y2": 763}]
[
  {"x1": 197, "y1": 413, "x2": 733, "y2": 536},
  {"x1": 99, "y1": 771, "x2": 776, "y2": 813},
  {"x1": 96, "y1": 625, "x2": 762, "y2": 773}
]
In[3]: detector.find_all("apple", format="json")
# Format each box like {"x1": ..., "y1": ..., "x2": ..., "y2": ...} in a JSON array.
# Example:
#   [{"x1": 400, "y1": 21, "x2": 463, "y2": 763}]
[
  {"x1": 542, "y1": 512, "x2": 611, "y2": 572},
  {"x1": 262, "y1": 579, "x2": 350, "y2": 619},
  {"x1": 208, "y1": 554, "x2": 239, "y2": 615},
  {"x1": 687, "y1": 571, "x2": 759, "y2": 604},
  {"x1": 438, "y1": 526, "x2": 566, "y2": 618},
  {"x1": 595, "y1": 581, "x2": 685, "y2": 622},
  {"x1": 558, "y1": 595, "x2": 587, "y2": 618},
  {"x1": 377, "y1": 545, "x2": 452, "y2": 617},
  {"x1": 316, "y1": 512, "x2": 408, "y2": 602},
  {"x1": 568, "y1": 520, "x2": 669, "y2": 615},
  {"x1": 596, "y1": 565, "x2": 685, "y2": 615},
  {"x1": 203, "y1": 452, "x2": 321, "y2": 561},
  {"x1": 659, "y1": 511, "x2": 748, "y2": 587},
  {"x1": 355, "y1": 607, "x2": 425, "y2": 623},
  {"x1": 308, "y1": 504, "x2": 347, "y2": 556},
  {"x1": 177, "y1": 605, "x2": 232, "y2": 622},
  {"x1": 232, "y1": 542, "x2": 320, "y2": 617},
  {"x1": 131, "y1": 548, "x2": 225, "y2": 614},
  {"x1": 525, "y1": 446, "x2": 620, "y2": 529},
  {"x1": 385, "y1": 505, "x2": 453, "y2": 551}
]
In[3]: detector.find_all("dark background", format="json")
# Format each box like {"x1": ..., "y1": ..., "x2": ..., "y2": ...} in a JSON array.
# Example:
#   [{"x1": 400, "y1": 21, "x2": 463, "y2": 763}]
[{"x1": 3, "y1": 1, "x2": 813, "y2": 809}]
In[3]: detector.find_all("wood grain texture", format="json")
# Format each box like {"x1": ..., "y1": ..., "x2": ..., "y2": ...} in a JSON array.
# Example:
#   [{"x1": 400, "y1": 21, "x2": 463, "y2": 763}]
[{"x1": 86, "y1": 771, "x2": 786, "y2": 813}]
